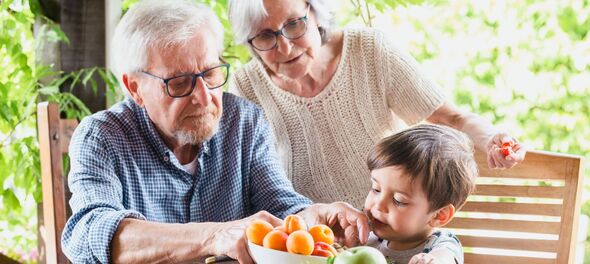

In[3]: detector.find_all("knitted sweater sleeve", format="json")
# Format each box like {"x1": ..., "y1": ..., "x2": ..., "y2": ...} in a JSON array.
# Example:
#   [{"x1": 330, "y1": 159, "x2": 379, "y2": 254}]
[
  {"x1": 228, "y1": 72, "x2": 246, "y2": 98},
  {"x1": 373, "y1": 29, "x2": 446, "y2": 125}
]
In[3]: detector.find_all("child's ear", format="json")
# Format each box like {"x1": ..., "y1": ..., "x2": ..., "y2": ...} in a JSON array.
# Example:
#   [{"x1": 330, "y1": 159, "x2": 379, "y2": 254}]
[
  {"x1": 123, "y1": 73, "x2": 144, "y2": 107},
  {"x1": 428, "y1": 204, "x2": 455, "y2": 227}
]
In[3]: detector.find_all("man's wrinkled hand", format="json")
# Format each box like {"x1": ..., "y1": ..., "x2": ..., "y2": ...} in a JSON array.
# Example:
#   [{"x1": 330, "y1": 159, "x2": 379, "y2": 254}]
[{"x1": 210, "y1": 211, "x2": 282, "y2": 264}]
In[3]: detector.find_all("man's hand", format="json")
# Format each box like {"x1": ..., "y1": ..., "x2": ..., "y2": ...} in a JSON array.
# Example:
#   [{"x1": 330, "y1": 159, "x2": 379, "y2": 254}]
[
  {"x1": 297, "y1": 202, "x2": 369, "y2": 247},
  {"x1": 210, "y1": 211, "x2": 282, "y2": 264},
  {"x1": 486, "y1": 132, "x2": 526, "y2": 169}
]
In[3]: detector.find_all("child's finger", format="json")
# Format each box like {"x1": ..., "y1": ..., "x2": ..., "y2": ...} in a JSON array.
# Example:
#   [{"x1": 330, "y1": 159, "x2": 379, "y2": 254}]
[
  {"x1": 356, "y1": 217, "x2": 369, "y2": 244},
  {"x1": 343, "y1": 225, "x2": 358, "y2": 247}
]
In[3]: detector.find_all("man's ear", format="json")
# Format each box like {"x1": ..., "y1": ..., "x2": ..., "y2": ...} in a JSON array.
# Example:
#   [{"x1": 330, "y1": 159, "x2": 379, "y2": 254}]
[
  {"x1": 123, "y1": 73, "x2": 144, "y2": 106},
  {"x1": 428, "y1": 204, "x2": 455, "y2": 227}
]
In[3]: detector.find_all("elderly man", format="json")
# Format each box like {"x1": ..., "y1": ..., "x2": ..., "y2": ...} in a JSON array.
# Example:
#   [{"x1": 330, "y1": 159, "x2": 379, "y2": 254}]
[{"x1": 60, "y1": 0, "x2": 368, "y2": 263}]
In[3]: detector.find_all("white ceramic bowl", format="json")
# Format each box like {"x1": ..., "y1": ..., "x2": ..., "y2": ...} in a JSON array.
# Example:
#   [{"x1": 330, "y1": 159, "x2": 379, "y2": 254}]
[{"x1": 248, "y1": 242, "x2": 328, "y2": 264}]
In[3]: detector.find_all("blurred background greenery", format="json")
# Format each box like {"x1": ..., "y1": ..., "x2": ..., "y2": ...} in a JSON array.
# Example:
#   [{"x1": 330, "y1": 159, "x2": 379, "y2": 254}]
[{"x1": 0, "y1": 0, "x2": 588, "y2": 263}]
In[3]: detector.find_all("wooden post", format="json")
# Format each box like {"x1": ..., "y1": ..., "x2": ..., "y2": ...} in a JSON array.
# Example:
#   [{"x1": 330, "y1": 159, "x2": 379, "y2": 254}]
[{"x1": 37, "y1": 102, "x2": 69, "y2": 264}]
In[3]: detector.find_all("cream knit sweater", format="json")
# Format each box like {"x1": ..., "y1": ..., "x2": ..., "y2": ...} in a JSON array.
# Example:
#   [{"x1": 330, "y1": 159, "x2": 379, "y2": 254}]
[{"x1": 229, "y1": 28, "x2": 445, "y2": 208}]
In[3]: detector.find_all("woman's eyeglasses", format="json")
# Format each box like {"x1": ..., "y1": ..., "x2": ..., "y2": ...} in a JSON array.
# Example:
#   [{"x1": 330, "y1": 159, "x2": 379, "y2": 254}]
[{"x1": 248, "y1": 3, "x2": 310, "y2": 51}]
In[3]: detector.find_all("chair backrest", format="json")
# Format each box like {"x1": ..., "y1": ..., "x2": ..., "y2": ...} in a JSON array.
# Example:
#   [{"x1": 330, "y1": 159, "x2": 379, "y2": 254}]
[
  {"x1": 0, "y1": 253, "x2": 21, "y2": 264},
  {"x1": 444, "y1": 150, "x2": 584, "y2": 264},
  {"x1": 37, "y1": 102, "x2": 78, "y2": 264}
]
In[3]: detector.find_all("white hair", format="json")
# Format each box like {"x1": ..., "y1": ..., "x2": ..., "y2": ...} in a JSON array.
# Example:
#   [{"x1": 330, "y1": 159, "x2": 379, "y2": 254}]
[
  {"x1": 111, "y1": 0, "x2": 224, "y2": 95},
  {"x1": 228, "y1": 0, "x2": 334, "y2": 45}
]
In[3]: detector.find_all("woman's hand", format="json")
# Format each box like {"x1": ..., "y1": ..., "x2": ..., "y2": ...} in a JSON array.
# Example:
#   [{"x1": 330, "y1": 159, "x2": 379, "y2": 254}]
[
  {"x1": 298, "y1": 202, "x2": 369, "y2": 247},
  {"x1": 210, "y1": 211, "x2": 282, "y2": 264},
  {"x1": 486, "y1": 132, "x2": 526, "y2": 169},
  {"x1": 427, "y1": 102, "x2": 527, "y2": 169}
]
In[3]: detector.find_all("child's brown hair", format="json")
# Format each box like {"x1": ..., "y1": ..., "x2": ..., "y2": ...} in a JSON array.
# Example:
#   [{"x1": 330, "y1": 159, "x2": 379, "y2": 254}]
[{"x1": 367, "y1": 124, "x2": 477, "y2": 212}]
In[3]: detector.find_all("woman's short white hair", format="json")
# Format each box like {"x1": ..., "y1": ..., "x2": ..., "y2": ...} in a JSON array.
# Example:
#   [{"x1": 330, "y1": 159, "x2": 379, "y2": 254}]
[
  {"x1": 111, "y1": 0, "x2": 224, "y2": 95},
  {"x1": 228, "y1": 0, "x2": 334, "y2": 45}
]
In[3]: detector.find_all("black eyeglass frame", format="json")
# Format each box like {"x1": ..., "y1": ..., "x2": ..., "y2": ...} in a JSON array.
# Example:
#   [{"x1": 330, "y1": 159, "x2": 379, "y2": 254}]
[
  {"x1": 139, "y1": 62, "x2": 230, "y2": 98},
  {"x1": 247, "y1": 3, "x2": 311, "y2": 51}
]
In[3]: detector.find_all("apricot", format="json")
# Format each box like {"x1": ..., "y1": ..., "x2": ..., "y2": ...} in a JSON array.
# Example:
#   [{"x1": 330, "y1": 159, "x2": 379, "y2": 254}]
[
  {"x1": 308, "y1": 224, "x2": 335, "y2": 245},
  {"x1": 312, "y1": 241, "x2": 338, "y2": 257},
  {"x1": 262, "y1": 230, "x2": 289, "y2": 252},
  {"x1": 284, "y1": 214, "x2": 307, "y2": 234},
  {"x1": 273, "y1": 225, "x2": 287, "y2": 233},
  {"x1": 246, "y1": 220, "x2": 274, "y2": 245},
  {"x1": 286, "y1": 230, "x2": 314, "y2": 255}
]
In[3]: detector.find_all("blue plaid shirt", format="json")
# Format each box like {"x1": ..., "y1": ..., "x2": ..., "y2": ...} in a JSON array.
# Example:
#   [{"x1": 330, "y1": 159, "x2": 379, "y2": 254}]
[{"x1": 61, "y1": 94, "x2": 312, "y2": 263}]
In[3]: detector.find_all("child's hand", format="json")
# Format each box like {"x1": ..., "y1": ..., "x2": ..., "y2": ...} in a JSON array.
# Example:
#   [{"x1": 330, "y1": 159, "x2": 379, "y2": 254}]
[
  {"x1": 409, "y1": 253, "x2": 436, "y2": 264},
  {"x1": 297, "y1": 202, "x2": 369, "y2": 247}
]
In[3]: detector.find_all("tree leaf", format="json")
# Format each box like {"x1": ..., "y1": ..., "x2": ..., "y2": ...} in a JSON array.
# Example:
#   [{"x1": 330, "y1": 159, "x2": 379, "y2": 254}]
[
  {"x1": 82, "y1": 67, "x2": 96, "y2": 86},
  {"x1": 38, "y1": 85, "x2": 59, "y2": 95},
  {"x1": 3, "y1": 189, "x2": 21, "y2": 210}
]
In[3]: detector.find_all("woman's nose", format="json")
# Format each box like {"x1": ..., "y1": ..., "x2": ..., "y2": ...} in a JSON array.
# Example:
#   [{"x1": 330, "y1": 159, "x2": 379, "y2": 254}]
[{"x1": 276, "y1": 35, "x2": 292, "y2": 55}]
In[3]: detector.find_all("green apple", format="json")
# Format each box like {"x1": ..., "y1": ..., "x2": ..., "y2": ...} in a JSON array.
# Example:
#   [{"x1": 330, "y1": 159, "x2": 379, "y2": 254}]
[{"x1": 328, "y1": 246, "x2": 387, "y2": 264}]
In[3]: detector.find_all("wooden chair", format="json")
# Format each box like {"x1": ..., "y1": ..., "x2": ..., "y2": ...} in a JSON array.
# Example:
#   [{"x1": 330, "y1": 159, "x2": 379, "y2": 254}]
[
  {"x1": 37, "y1": 102, "x2": 78, "y2": 264},
  {"x1": 0, "y1": 253, "x2": 21, "y2": 264},
  {"x1": 444, "y1": 150, "x2": 584, "y2": 264}
]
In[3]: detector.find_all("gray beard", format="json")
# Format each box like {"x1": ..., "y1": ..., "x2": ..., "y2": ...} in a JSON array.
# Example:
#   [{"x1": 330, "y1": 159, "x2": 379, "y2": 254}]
[{"x1": 173, "y1": 120, "x2": 219, "y2": 146}]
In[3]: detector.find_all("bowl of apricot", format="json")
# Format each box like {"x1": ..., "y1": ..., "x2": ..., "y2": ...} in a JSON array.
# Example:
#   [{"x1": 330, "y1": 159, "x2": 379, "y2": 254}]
[{"x1": 246, "y1": 215, "x2": 339, "y2": 264}]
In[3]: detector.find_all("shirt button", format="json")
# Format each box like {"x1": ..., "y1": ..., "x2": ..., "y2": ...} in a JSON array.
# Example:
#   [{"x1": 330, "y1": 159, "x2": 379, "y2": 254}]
[{"x1": 163, "y1": 156, "x2": 169, "y2": 162}]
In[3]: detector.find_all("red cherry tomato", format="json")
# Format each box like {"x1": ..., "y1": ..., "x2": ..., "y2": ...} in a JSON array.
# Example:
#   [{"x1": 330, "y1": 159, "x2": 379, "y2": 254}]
[{"x1": 501, "y1": 141, "x2": 514, "y2": 157}]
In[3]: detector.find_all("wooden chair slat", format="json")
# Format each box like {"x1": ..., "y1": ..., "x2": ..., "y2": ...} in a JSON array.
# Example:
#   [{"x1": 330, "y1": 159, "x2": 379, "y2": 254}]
[
  {"x1": 458, "y1": 235, "x2": 556, "y2": 252},
  {"x1": 447, "y1": 217, "x2": 561, "y2": 234},
  {"x1": 461, "y1": 201, "x2": 562, "y2": 216},
  {"x1": 475, "y1": 151, "x2": 578, "y2": 180},
  {"x1": 473, "y1": 184, "x2": 565, "y2": 199},
  {"x1": 464, "y1": 253, "x2": 555, "y2": 264}
]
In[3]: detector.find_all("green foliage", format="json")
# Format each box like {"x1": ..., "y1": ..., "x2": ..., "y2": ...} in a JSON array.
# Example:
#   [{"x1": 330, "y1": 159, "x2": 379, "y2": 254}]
[
  {"x1": 347, "y1": 0, "x2": 434, "y2": 26},
  {"x1": 0, "y1": 1, "x2": 43, "y2": 262},
  {"x1": 558, "y1": 6, "x2": 590, "y2": 41}
]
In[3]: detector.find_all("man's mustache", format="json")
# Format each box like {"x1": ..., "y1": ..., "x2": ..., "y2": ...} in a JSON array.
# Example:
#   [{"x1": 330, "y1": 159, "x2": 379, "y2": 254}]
[{"x1": 181, "y1": 106, "x2": 218, "y2": 119}]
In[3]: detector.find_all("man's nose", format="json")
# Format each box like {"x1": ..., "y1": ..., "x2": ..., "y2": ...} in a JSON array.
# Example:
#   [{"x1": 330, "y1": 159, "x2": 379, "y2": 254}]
[{"x1": 190, "y1": 77, "x2": 212, "y2": 106}]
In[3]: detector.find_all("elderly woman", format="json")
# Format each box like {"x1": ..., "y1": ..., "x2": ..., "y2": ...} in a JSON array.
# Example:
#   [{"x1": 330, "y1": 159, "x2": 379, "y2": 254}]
[{"x1": 228, "y1": 0, "x2": 525, "y2": 208}]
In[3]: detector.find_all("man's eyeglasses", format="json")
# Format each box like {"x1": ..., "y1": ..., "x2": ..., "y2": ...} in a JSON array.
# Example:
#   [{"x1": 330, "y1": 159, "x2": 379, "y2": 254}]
[
  {"x1": 139, "y1": 63, "x2": 230, "y2": 98},
  {"x1": 248, "y1": 3, "x2": 310, "y2": 51}
]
